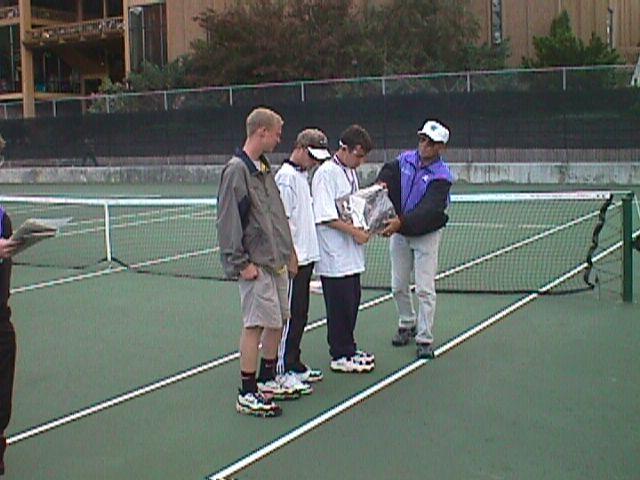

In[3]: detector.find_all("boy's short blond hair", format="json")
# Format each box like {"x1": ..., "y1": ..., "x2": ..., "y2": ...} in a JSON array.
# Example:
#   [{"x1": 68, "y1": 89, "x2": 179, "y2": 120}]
[{"x1": 246, "y1": 108, "x2": 283, "y2": 137}]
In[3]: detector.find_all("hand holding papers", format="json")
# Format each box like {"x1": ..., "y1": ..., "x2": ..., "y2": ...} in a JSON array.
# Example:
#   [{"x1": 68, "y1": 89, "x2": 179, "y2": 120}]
[
  {"x1": 335, "y1": 184, "x2": 397, "y2": 234},
  {"x1": 10, "y1": 217, "x2": 71, "y2": 256}
]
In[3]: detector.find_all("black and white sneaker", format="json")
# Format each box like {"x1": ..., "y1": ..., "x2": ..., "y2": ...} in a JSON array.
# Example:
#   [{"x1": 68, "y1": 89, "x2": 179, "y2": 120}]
[
  {"x1": 277, "y1": 372, "x2": 313, "y2": 396},
  {"x1": 354, "y1": 349, "x2": 375, "y2": 364},
  {"x1": 330, "y1": 356, "x2": 375, "y2": 373},
  {"x1": 288, "y1": 363, "x2": 324, "y2": 383},
  {"x1": 236, "y1": 391, "x2": 282, "y2": 417},
  {"x1": 258, "y1": 377, "x2": 302, "y2": 400}
]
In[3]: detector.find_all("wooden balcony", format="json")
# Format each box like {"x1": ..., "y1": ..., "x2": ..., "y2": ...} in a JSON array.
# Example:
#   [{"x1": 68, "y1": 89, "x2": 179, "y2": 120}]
[
  {"x1": 1, "y1": 5, "x2": 109, "y2": 28},
  {"x1": 23, "y1": 16, "x2": 125, "y2": 46}
]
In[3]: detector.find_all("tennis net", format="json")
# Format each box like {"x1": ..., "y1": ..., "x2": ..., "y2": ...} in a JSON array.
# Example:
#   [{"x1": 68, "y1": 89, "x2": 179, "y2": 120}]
[{"x1": 1, "y1": 191, "x2": 635, "y2": 299}]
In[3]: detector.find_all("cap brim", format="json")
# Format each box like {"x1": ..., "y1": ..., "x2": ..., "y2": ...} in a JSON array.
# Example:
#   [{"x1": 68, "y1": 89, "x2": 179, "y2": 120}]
[
  {"x1": 307, "y1": 147, "x2": 331, "y2": 161},
  {"x1": 417, "y1": 129, "x2": 435, "y2": 138},
  {"x1": 417, "y1": 130, "x2": 446, "y2": 143}
]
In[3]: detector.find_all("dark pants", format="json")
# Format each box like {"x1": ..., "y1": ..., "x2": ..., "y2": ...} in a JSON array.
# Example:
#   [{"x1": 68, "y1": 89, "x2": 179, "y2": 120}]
[
  {"x1": 320, "y1": 274, "x2": 361, "y2": 360},
  {"x1": 0, "y1": 306, "x2": 15, "y2": 436},
  {"x1": 283, "y1": 263, "x2": 314, "y2": 370}
]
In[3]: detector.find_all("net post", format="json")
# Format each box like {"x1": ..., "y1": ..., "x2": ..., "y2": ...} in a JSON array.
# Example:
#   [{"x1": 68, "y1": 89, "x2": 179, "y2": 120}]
[
  {"x1": 622, "y1": 193, "x2": 633, "y2": 303},
  {"x1": 103, "y1": 202, "x2": 113, "y2": 264}
]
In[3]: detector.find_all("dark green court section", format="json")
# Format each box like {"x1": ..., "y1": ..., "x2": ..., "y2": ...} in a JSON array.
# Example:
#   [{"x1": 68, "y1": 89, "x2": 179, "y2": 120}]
[
  {"x1": 4, "y1": 280, "x2": 517, "y2": 478},
  {"x1": 235, "y1": 266, "x2": 640, "y2": 480},
  {"x1": 0, "y1": 182, "x2": 637, "y2": 479},
  {"x1": 9, "y1": 271, "x2": 333, "y2": 431}
]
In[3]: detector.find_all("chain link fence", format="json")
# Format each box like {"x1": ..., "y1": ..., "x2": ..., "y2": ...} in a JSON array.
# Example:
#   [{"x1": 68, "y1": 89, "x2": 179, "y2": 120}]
[{"x1": 0, "y1": 65, "x2": 638, "y2": 166}]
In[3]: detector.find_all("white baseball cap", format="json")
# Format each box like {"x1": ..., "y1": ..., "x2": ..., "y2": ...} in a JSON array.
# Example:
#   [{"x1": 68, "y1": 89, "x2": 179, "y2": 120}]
[
  {"x1": 417, "y1": 120, "x2": 449, "y2": 144},
  {"x1": 296, "y1": 128, "x2": 331, "y2": 161}
]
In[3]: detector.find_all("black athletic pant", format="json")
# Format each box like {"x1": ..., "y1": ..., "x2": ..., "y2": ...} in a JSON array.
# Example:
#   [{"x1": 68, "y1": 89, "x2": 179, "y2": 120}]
[
  {"x1": 0, "y1": 305, "x2": 15, "y2": 436},
  {"x1": 283, "y1": 263, "x2": 314, "y2": 370},
  {"x1": 320, "y1": 274, "x2": 361, "y2": 360}
]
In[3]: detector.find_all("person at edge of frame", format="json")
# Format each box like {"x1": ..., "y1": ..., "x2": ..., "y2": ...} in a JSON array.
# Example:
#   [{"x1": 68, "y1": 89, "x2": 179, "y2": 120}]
[
  {"x1": 274, "y1": 128, "x2": 332, "y2": 384},
  {"x1": 0, "y1": 206, "x2": 19, "y2": 475},
  {"x1": 216, "y1": 107, "x2": 308, "y2": 418},
  {"x1": 376, "y1": 119, "x2": 454, "y2": 360},
  {"x1": 311, "y1": 124, "x2": 376, "y2": 374}
]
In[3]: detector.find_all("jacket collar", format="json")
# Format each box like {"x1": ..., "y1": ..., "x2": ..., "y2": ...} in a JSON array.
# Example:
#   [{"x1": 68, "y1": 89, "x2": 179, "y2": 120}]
[
  {"x1": 235, "y1": 148, "x2": 271, "y2": 175},
  {"x1": 404, "y1": 149, "x2": 442, "y2": 171}
]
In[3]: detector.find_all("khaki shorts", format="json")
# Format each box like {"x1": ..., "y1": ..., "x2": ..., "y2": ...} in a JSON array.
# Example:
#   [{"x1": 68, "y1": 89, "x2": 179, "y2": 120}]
[{"x1": 238, "y1": 267, "x2": 290, "y2": 328}]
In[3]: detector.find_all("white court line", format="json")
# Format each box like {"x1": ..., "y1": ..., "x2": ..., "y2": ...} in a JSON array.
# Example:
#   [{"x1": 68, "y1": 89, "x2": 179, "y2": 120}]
[
  {"x1": 6, "y1": 353, "x2": 239, "y2": 445},
  {"x1": 208, "y1": 360, "x2": 430, "y2": 480},
  {"x1": 206, "y1": 240, "x2": 626, "y2": 480},
  {"x1": 11, "y1": 247, "x2": 218, "y2": 294},
  {"x1": 60, "y1": 208, "x2": 213, "y2": 238}
]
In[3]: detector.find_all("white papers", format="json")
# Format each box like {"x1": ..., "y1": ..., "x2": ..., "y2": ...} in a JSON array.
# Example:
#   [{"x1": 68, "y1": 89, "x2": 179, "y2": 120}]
[{"x1": 10, "y1": 217, "x2": 72, "y2": 255}]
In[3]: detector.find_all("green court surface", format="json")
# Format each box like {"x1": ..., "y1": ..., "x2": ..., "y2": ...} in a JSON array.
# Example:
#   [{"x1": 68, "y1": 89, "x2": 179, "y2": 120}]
[{"x1": 1, "y1": 183, "x2": 638, "y2": 479}]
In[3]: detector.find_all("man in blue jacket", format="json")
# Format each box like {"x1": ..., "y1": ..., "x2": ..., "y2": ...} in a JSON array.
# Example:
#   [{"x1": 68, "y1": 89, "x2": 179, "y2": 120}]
[
  {"x1": 377, "y1": 120, "x2": 453, "y2": 359},
  {"x1": 0, "y1": 207, "x2": 18, "y2": 475}
]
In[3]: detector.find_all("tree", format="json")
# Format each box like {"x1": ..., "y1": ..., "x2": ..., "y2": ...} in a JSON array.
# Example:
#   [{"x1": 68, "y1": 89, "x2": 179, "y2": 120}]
[
  {"x1": 186, "y1": 0, "x2": 507, "y2": 87},
  {"x1": 367, "y1": 0, "x2": 508, "y2": 75},
  {"x1": 188, "y1": 0, "x2": 297, "y2": 86},
  {"x1": 128, "y1": 58, "x2": 193, "y2": 91},
  {"x1": 522, "y1": 10, "x2": 622, "y2": 67}
]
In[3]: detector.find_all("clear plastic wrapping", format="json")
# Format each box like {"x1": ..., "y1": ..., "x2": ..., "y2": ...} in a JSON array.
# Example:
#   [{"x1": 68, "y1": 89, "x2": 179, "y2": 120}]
[{"x1": 335, "y1": 184, "x2": 397, "y2": 234}]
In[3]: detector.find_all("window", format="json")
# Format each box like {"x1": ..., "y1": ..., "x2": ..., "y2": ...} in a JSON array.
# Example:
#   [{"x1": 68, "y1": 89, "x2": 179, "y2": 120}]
[
  {"x1": 129, "y1": 3, "x2": 167, "y2": 71},
  {"x1": 0, "y1": 25, "x2": 20, "y2": 93},
  {"x1": 33, "y1": 51, "x2": 78, "y2": 94},
  {"x1": 491, "y1": 0, "x2": 503, "y2": 45}
]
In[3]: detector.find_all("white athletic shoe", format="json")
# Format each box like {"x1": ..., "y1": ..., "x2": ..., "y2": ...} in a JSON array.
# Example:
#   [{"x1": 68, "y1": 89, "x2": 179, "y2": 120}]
[
  {"x1": 354, "y1": 349, "x2": 375, "y2": 364},
  {"x1": 236, "y1": 391, "x2": 282, "y2": 417},
  {"x1": 258, "y1": 378, "x2": 301, "y2": 400},
  {"x1": 330, "y1": 356, "x2": 375, "y2": 373},
  {"x1": 289, "y1": 365, "x2": 323, "y2": 383},
  {"x1": 278, "y1": 372, "x2": 313, "y2": 396},
  {"x1": 309, "y1": 280, "x2": 323, "y2": 295}
]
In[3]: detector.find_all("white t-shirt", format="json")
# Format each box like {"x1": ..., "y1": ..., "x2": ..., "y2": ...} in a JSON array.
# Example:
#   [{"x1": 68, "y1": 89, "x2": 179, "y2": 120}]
[
  {"x1": 275, "y1": 162, "x2": 320, "y2": 266},
  {"x1": 311, "y1": 158, "x2": 365, "y2": 277}
]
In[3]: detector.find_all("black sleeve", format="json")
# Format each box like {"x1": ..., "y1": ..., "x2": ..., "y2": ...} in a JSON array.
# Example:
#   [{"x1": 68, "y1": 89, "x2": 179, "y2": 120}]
[
  {"x1": 0, "y1": 212, "x2": 12, "y2": 306},
  {"x1": 375, "y1": 160, "x2": 401, "y2": 215},
  {"x1": 398, "y1": 180, "x2": 451, "y2": 237}
]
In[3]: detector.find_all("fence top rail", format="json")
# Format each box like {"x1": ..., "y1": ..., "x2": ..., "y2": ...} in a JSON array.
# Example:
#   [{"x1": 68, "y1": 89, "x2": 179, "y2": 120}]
[{"x1": 6, "y1": 63, "x2": 634, "y2": 110}]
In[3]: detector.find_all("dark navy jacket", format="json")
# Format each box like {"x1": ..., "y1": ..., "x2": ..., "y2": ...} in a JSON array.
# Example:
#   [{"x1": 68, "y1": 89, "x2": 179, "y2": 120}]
[
  {"x1": 376, "y1": 151, "x2": 453, "y2": 237},
  {"x1": 0, "y1": 208, "x2": 12, "y2": 312}
]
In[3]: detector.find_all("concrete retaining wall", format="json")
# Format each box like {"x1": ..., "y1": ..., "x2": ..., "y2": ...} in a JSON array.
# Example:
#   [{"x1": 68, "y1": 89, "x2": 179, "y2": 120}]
[{"x1": 1, "y1": 161, "x2": 638, "y2": 185}]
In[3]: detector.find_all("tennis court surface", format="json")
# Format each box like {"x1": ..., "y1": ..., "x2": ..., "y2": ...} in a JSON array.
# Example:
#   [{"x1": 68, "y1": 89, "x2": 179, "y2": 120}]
[{"x1": 2, "y1": 183, "x2": 639, "y2": 479}]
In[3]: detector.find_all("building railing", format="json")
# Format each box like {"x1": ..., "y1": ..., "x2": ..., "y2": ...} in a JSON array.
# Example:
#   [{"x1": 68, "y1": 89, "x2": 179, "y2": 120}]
[
  {"x1": 0, "y1": 5, "x2": 19, "y2": 22},
  {"x1": 0, "y1": 5, "x2": 79, "y2": 24},
  {"x1": 23, "y1": 15, "x2": 125, "y2": 46},
  {"x1": 0, "y1": 64, "x2": 636, "y2": 119}
]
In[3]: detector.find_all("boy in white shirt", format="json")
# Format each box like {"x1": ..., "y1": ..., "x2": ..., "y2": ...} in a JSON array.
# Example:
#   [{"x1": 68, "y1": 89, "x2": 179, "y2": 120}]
[
  {"x1": 275, "y1": 128, "x2": 331, "y2": 383},
  {"x1": 311, "y1": 125, "x2": 375, "y2": 373}
]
